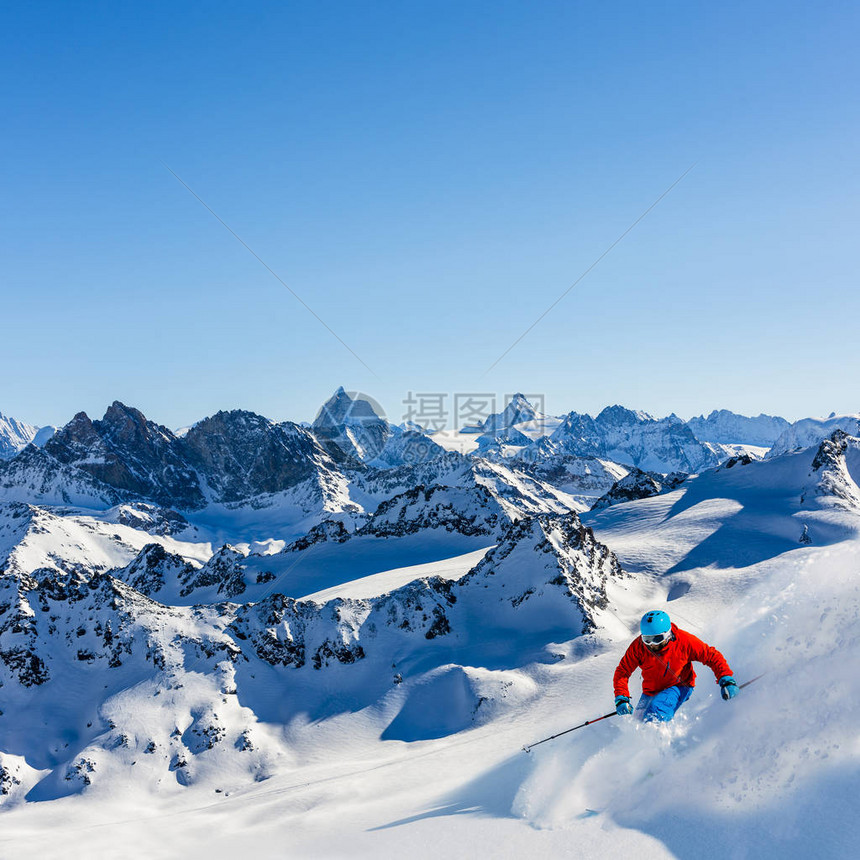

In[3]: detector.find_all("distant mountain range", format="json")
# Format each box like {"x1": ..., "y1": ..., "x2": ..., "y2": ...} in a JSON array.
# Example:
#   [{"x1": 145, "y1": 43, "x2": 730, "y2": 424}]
[
  {"x1": 0, "y1": 413, "x2": 56, "y2": 459},
  {"x1": 3, "y1": 394, "x2": 857, "y2": 512}
]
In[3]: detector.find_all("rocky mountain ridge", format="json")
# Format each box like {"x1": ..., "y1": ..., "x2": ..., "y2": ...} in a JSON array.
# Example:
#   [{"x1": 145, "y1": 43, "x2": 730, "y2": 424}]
[
  {"x1": 516, "y1": 405, "x2": 724, "y2": 474},
  {"x1": 0, "y1": 506, "x2": 625, "y2": 799}
]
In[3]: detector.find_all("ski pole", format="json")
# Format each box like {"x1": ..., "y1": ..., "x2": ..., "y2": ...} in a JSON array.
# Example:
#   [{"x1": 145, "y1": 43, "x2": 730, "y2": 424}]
[
  {"x1": 522, "y1": 711, "x2": 617, "y2": 753},
  {"x1": 739, "y1": 673, "x2": 765, "y2": 690}
]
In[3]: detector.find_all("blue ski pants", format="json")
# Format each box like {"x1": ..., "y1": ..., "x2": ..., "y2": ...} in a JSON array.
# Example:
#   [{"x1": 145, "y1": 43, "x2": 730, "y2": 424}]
[{"x1": 634, "y1": 685, "x2": 693, "y2": 722}]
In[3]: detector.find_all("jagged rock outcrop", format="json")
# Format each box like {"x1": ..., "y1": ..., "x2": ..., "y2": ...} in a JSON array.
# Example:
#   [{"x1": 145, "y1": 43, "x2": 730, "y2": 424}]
[
  {"x1": 282, "y1": 519, "x2": 353, "y2": 553},
  {"x1": 179, "y1": 545, "x2": 248, "y2": 599},
  {"x1": 357, "y1": 484, "x2": 511, "y2": 539},
  {"x1": 45, "y1": 403, "x2": 204, "y2": 508},
  {"x1": 181, "y1": 410, "x2": 340, "y2": 503},
  {"x1": 479, "y1": 393, "x2": 542, "y2": 435},
  {"x1": 115, "y1": 543, "x2": 198, "y2": 597},
  {"x1": 590, "y1": 468, "x2": 687, "y2": 511},
  {"x1": 802, "y1": 431, "x2": 860, "y2": 510},
  {"x1": 528, "y1": 412, "x2": 603, "y2": 459},
  {"x1": 459, "y1": 512, "x2": 626, "y2": 635}
]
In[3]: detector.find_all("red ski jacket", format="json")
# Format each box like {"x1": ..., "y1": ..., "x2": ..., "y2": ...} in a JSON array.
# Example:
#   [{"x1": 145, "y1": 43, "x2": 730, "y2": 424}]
[{"x1": 613, "y1": 624, "x2": 732, "y2": 698}]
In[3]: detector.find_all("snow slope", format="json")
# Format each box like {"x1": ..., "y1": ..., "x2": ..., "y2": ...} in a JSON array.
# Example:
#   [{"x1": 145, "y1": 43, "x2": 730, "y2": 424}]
[
  {"x1": 768, "y1": 413, "x2": 860, "y2": 458},
  {"x1": 2, "y1": 511, "x2": 858, "y2": 858}
]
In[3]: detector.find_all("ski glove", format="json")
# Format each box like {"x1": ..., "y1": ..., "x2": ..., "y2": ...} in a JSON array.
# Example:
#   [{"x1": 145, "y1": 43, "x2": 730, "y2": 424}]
[
  {"x1": 719, "y1": 676, "x2": 739, "y2": 700},
  {"x1": 615, "y1": 695, "x2": 633, "y2": 716}
]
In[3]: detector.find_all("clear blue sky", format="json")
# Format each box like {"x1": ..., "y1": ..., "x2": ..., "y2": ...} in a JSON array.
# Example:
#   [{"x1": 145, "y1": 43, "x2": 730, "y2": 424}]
[{"x1": 3, "y1": 1, "x2": 858, "y2": 430}]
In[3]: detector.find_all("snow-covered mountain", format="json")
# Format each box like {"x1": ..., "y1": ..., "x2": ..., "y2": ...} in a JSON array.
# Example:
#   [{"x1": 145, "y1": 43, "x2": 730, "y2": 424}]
[
  {"x1": 686, "y1": 409, "x2": 789, "y2": 447},
  {"x1": 35, "y1": 402, "x2": 351, "y2": 514},
  {"x1": 311, "y1": 387, "x2": 391, "y2": 463},
  {"x1": 0, "y1": 445, "x2": 128, "y2": 508},
  {"x1": 583, "y1": 431, "x2": 860, "y2": 577},
  {"x1": 368, "y1": 427, "x2": 448, "y2": 468},
  {"x1": 514, "y1": 453, "x2": 629, "y2": 509},
  {"x1": 767, "y1": 412, "x2": 860, "y2": 458},
  {"x1": 44, "y1": 404, "x2": 204, "y2": 508},
  {"x1": 522, "y1": 406, "x2": 725, "y2": 474},
  {"x1": 479, "y1": 393, "x2": 542, "y2": 435},
  {"x1": 0, "y1": 413, "x2": 38, "y2": 460},
  {"x1": 449, "y1": 399, "x2": 782, "y2": 473},
  {"x1": 0, "y1": 502, "x2": 625, "y2": 800}
]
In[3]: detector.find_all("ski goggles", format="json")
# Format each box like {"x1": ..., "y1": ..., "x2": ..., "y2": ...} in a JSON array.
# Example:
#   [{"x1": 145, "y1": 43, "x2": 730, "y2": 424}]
[{"x1": 641, "y1": 631, "x2": 671, "y2": 646}]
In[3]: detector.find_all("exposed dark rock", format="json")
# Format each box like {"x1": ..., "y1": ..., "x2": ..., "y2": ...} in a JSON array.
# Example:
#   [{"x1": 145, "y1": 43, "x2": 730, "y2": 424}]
[
  {"x1": 46, "y1": 403, "x2": 204, "y2": 509},
  {"x1": 283, "y1": 519, "x2": 352, "y2": 553},
  {"x1": 117, "y1": 543, "x2": 197, "y2": 597},
  {"x1": 591, "y1": 469, "x2": 687, "y2": 511},
  {"x1": 357, "y1": 484, "x2": 509, "y2": 539},
  {"x1": 0, "y1": 763, "x2": 22, "y2": 795},
  {"x1": 181, "y1": 410, "x2": 340, "y2": 502},
  {"x1": 179, "y1": 545, "x2": 247, "y2": 599},
  {"x1": 804, "y1": 430, "x2": 860, "y2": 510},
  {"x1": 722, "y1": 454, "x2": 753, "y2": 469},
  {"x1": 811, "y1": 430, "x2": 849, "y2": 472}
]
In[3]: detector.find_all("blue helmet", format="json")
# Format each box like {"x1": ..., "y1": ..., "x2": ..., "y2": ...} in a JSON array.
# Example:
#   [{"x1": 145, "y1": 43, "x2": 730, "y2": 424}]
[{"x1": 640, "y1": 610, "x2": 671, "y2": 637}]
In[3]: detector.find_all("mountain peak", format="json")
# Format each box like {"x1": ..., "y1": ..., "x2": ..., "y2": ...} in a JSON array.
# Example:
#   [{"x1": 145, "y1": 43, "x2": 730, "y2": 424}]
[
  {"x1": 596, "y1": 405, "x2": 653, "y2": 425},
  {"x1": 313, "y1": 389, "x2": 386, "y2": 430},
  {"x1": 311, "y1": 389, "x2": 390, "y2": 462},
  {"x1": 481, "y1": 394, "x2": 541, "y2": 435},
  {"x1": 0, "y1": 411, "x2": 40, "y2": 459},
  {"x1": 102, "y1": 401, "x2": 150, "y2": 431}
]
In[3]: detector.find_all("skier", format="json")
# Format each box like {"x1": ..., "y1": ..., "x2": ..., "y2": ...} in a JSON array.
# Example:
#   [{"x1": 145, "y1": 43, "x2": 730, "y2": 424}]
[{"x1": 613, "y1": 610, "x2": 738, "y2": 722}]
